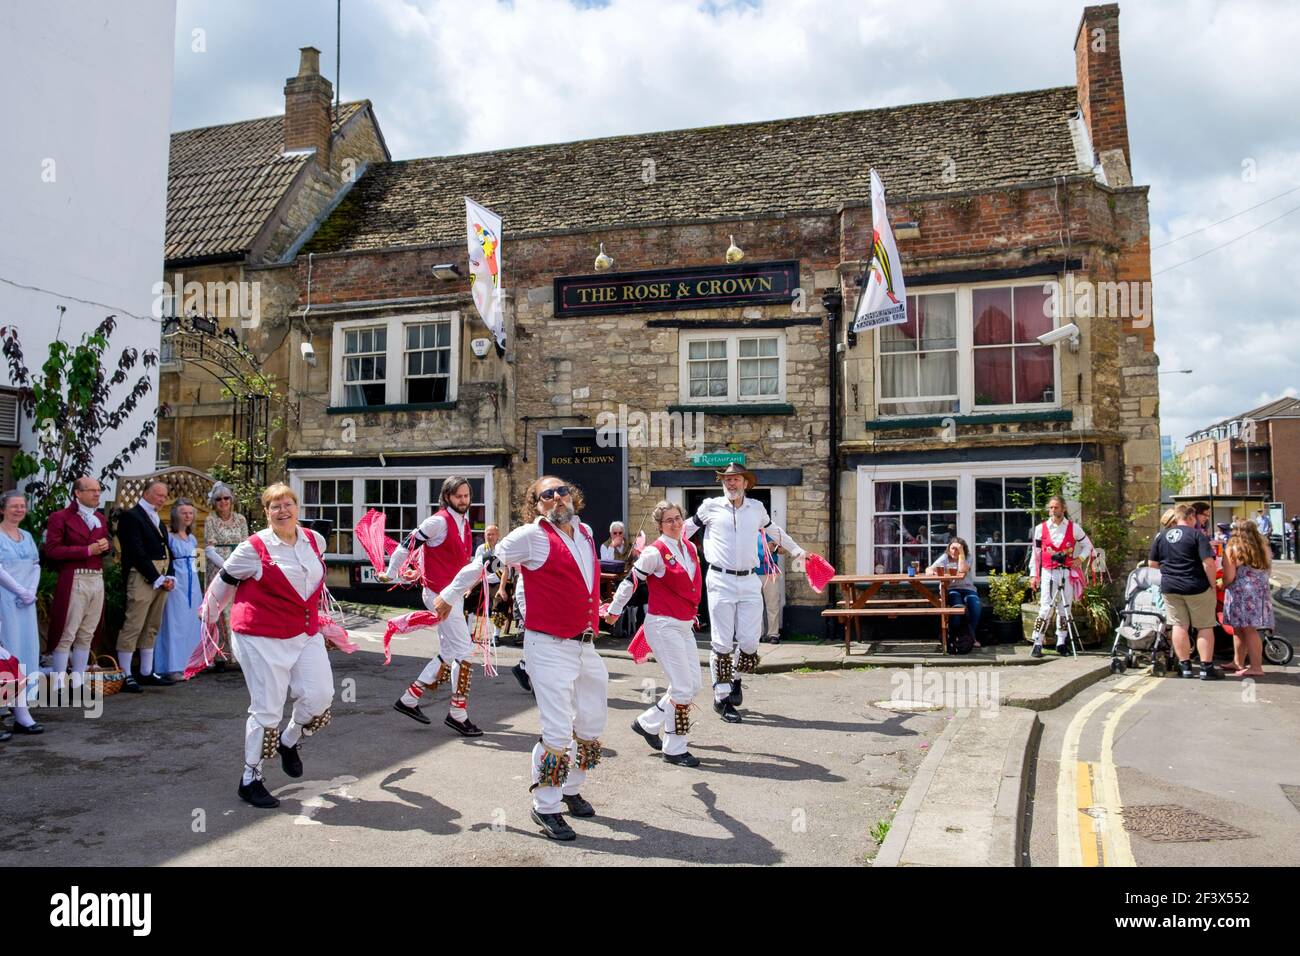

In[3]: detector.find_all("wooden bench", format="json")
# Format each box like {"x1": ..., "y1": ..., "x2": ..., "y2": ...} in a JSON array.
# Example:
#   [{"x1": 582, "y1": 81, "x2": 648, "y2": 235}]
[{"x1": 825, "y1": 573, "x2": 966, "y2": 653}]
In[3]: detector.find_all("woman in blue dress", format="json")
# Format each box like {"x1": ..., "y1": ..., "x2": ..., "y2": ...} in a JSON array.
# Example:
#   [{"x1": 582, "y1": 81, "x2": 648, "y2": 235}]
[
  {"x1": 153, "y1": 498, "x2": 203, "y2": 679},
  {"x1": 0, "y1": 490, "x2": 45, "y2": 734}
]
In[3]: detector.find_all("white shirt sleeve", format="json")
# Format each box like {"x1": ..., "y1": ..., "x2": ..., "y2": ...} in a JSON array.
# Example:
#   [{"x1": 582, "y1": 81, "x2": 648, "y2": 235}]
[
  {"x1": 216, "y1": 537, "x2": 263, "y2": 582},
  {"x1": 492, "y1": 523, "x2": 548, "y2": 571},
  {"x1": 204, "y1": 545, "x2": 225, "y2": 570},
  {"x1": 606, "y1": 547, "x2": 662, "y2": 617},
  {"x1": 440, "y1": 553, "x2": 487, "y2": 604}
]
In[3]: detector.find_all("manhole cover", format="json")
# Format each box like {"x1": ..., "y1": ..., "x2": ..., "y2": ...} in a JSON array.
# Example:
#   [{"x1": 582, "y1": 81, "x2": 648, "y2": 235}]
[
  {"x1": 1282, "y1": 784, "x2": 1300, "y2": 814},
  {"x1": 872, "y1": 699, "x2": 945, "y2": 712},
  {"x1": 1120, "y1": 805, "x2": 1255, "y2": 843}
]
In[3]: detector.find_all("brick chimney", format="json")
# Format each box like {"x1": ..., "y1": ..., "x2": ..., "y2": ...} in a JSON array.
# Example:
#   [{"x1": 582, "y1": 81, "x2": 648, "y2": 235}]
[
  {"x1": 284, "y1": 46, "x2": 333, "y2": 166},
  {"x1": 1074, "y1": 4, "x2": 1131, "y2": 182}
]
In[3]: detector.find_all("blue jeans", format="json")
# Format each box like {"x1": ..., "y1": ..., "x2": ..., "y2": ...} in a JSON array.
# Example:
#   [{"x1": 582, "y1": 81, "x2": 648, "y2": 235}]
[{"x1": 948, "y1": 589, "x2": 982, "y2": 640}]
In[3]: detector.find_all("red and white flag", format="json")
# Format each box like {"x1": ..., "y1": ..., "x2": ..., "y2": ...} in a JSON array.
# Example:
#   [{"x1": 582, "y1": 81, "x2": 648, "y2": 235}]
[{"x1": 466, "y1": 197, "x2": 505, "y2": 347}]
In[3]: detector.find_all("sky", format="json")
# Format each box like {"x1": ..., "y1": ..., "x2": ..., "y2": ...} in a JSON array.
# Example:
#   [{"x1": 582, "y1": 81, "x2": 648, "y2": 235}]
[{"x1": 169, "y1": 0, "x2": 1300, "y2": 445}]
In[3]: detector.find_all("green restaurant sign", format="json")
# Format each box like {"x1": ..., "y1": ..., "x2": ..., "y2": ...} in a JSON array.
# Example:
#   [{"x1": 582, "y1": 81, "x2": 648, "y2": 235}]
[
  {"x1": 691, "y1": 452, "x2": 746, "y2": 468},
  {"x1": 553, "y1": 261, "x2": 800, "y2": 318}
]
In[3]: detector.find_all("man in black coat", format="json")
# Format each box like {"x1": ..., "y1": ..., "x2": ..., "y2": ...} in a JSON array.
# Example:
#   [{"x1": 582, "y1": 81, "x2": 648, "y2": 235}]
[{"x1": 115, "y1": 479, "x2": 176, "y2": 692}]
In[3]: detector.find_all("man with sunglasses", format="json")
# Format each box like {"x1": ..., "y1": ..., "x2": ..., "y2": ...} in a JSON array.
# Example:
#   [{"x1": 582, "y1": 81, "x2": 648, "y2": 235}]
[
  {"x1": 381, "y1": 476, "x2": 482, "y2": 737},
  {"x1": 681, "y1": 463, "x2": 806, "y2": 723},
  {"x1": 436, "y1": 476, "x2": 606, "y2": 842}
]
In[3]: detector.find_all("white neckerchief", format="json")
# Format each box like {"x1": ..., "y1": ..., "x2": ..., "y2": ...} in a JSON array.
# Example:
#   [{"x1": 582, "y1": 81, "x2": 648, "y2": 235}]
[{"x1": 77, "y1": 504, "x2": 101, "y2": 531}]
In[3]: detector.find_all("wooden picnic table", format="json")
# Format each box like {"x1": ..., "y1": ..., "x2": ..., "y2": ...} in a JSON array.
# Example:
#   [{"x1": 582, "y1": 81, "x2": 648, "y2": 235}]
[{"x1": 821, "y1": 573, "x2": 966, "y2": 653}]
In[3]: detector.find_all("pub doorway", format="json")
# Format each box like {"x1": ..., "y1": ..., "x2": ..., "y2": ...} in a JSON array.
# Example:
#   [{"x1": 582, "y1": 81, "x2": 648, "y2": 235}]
[{"x1": 679, "y1": 486, "x2": 774, "y2": 628}]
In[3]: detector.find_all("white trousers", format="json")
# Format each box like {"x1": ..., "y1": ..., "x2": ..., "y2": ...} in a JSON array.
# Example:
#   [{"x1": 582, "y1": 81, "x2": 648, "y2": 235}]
[
  {"x1": 635, "y1": 613, "x2": 701, "y2": 756},
  {"x1": 524, "y1": 629, "x2": 608, "y2": 814},
  {"x1": 417, "y1": 587, "x2": 473, "y2": 718},
  {"x1": 1035, "y1": 568, "x2": 1074, "y2": 642},
  {"x1": 233, "y1": 631, "x2": 334, "y2": 772},
  {"x1": 706, "y1": 569, "x2": 762, "y2": 699}
]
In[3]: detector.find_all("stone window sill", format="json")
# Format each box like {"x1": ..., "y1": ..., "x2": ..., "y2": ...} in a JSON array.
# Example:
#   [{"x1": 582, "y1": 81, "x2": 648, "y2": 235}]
[
  {"x1": 327, "y1": 402, "x2": 457, "y2": 415},
  {"x1": 667, "y1": 403, "x2": 796, "y2": 416}
]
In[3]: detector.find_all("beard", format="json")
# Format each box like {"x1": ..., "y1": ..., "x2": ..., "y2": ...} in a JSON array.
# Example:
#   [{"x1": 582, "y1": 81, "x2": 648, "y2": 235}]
[
  {"x1": 450, "y1": 500, "x2": 470, "y2": 515},
  {"x1": 725, "y1": 486, "x2": 744, "y2": 501},
  {"x1": 546, "y1": 502, "x2": 574, "y2": 526}
]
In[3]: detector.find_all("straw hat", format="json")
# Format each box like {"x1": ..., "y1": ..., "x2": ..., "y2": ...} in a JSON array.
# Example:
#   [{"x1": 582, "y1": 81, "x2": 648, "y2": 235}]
[{"x1": 714, "y1": 461, "x2": 758, "y2": 489}]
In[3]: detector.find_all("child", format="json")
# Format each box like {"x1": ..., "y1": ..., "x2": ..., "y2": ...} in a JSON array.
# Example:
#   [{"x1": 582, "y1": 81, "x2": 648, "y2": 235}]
[{"x1": 1221, "y1": 521, "x2": 1273, "y2": 678}]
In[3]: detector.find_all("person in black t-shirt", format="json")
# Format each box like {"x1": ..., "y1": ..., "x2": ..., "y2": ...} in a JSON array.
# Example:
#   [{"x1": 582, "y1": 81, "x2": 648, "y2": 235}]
[{"x1": 1148, "y1": 503, "x2": 1221, "y2": 680}]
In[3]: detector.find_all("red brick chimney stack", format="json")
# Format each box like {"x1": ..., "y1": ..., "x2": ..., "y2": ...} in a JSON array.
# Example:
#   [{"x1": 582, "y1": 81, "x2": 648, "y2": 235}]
[
  {"x1": 284, "y1": 46, "x2": 333, "y2": 166},
  {"x1": 1074, "y1": 4, "x2": 1131, "y2": 178}
]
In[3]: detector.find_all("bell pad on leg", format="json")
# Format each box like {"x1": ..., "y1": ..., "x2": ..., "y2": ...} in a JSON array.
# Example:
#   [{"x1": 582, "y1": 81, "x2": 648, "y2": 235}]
[
  {"x1": 575, "y1": 736, "x2": 602, "y2": 771},
  {"x1": 736, "y1": 650, "x2": 760, "y2": 674},
  {"x1": 673, "y1": 702, "x2": 692, "y2": 737},
  {"x1": 260, "y1": 726, "x2": 280, "y2": 760},
  {"x1": 302, "y1": 708, "x2": 331, "y2": 736}
]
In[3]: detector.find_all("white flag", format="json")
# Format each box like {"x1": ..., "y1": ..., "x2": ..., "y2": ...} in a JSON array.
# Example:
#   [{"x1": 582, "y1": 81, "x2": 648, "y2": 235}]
[
  {"x1": 465, "y1": 197, "x2": 505, "y2": 346},
  {"x1": 852, "y1": 169, "x2": 908, "y2": 333}
]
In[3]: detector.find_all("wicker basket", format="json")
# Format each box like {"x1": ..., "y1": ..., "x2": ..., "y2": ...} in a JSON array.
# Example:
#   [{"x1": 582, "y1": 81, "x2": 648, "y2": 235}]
[{"x1": 87, "y1": 654, "x2": 126, "y2": 697}]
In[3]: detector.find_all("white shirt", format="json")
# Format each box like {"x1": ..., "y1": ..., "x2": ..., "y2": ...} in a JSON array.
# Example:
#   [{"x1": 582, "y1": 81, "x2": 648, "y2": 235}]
[
  {"x1": 220, "y1": 526, "x2": 327, "y2": 601},
  {"x1": 385, "y1": 508, "x2": 469, "y2": 579},
  {"x1": 442, "y1": 517, "x2": 595, "y2": 604},
  {"x1": 607, "y1": 534, "x2": 695, "y2": 616},
  {"x1": 139, "y1": 499, "x2": 161, "y2": 528},
  {"x1": 77, "y1": 504, "x2": 101, "y2": 531},
  {"x1": 681, "y1": 494, "x2": 802, "y2": 573}
]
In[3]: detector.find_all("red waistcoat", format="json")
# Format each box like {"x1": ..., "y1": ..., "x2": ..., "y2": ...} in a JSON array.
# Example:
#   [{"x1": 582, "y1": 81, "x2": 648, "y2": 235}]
[
  {"x1": 1040, "y1": 520, "x2": 1077, "y2": 569},
  {"x1": 646, "y1": 537, "x2": 702, "y2": 622},
  {"x1": 521, "y1": 520, "x2": 600, "y2": 638},
  {"x1": 231, "y1": 532, "x2": 325, "y2": 639},
  {"x1": 421, "y1": 510, "x2": 473, "y2": 593}
]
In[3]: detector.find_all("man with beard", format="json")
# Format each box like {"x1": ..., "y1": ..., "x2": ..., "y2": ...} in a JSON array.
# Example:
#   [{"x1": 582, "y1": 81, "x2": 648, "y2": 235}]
[
  {"x1": 681, "y1": 463, "x2": 806, "y2": 723},
  {"x1": 380, "y1": 476, "x2": 482, "y2": 736},
  {"x1": 438, "y1": 476, "x2": 605, "y2": 842}
]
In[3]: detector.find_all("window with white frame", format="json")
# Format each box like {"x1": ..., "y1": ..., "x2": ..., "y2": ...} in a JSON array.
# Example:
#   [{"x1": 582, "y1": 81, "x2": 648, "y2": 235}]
[
  {"x1": 342, "y1": 325, "x2": 387, "y2": 406},
  {"x1": 857, "y1": 461, "x2": 1080, "y2": 579},
  {"x1": 877, "y1": 292, "x2": 959, "y2": 417},
  {"x1": 302, "y1": 478, "x2": 355, "y2": 555},
  {"x1": 365, "y1": 478, "x2": 419, "y2": 544},
  {"x1": 405, "y1": 321, "x2": 452, "y2": 403},
  {"x1": 332, "y1": 313, "x2": 459, "y2": 408},
  {"x1": 874, "y1": 279, "x2": 1059, "y2": 417},
  {"x1": 681, "y1": 332, "x2": 784, "y2": 404}
]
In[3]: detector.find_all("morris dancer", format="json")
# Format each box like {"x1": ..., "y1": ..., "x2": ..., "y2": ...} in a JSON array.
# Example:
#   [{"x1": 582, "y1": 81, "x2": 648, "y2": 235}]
[
  {"x1": 439, "y1": 476, "x2": 605, "y2": 842},
  {"x1": 605, "y1": 500, "x2": 702, "y2": 767},
  {"x1": 199, "y1": 484, "x2": 335, "y2": 810},
  {"x1": 380, "y1": 476, "x2": 482, "y2": 737},
  {"x1": 1029, "y1": 495, "x2": 1093, "y2": 658},
  {"x1": 682, "y1": 463, "x2": 805, "y2": 723}
]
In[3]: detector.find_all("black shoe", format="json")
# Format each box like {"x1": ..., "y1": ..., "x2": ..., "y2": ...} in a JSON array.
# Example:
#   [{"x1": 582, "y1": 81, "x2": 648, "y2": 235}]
[
  {"x1": 445, "y1": 715, "x2": 483, "y2": 737},
  {"x1": 531, "y1": 809, "x2": 576, "y2": 841},
  {"x1": 664, "y1": 751, "x2": 701, "y2": 767},
  {"x1": 631, "y1": 718, "x2": 663, "y2": 751},
  {"x1": 1177, "y1": 659, "x2": 1196, "y2": 678},
  {"x1": 713, "y1": 698, "x2": 742, "y2": 723},
  {"x1": 512, "y1": 662, "x2": 533, "y2": 694},
  {"x1": 139, "y1": 673, "x2": 175, "y2": 687},
  {"x1": 393, "y1": 699, "x2": 431, "y2": 724},
  {"x1": 1200, "y1": 664, "x2": 1224, "y2": 681},
  {"x1": 728, "y1": 677, "x2": 743, "y2": 707},
  {"x1": 561, "y1": 793, "x2": 595, "y2": 817},
  {"x1": 1030, "y1": 645, "x2": 1043, "y2": 659},
  {"x1": 0, "y1": 729, "x2": 10, "y2": 742},
  {"x1": 237, "y1": 778, "x2": 280, "y2": 809},
  {"x1": 278, "y1": 741, "x2": 303, "y2": 778},
  {"x1": 10, "y1": 721, "x2": 43, "y2": 735},
  {"x1": 121, "y1": 675, "x2": 143, "y2": 693}
]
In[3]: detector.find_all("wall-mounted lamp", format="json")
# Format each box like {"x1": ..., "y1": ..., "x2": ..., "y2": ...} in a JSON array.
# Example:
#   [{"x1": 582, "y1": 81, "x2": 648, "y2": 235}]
[
  {"x1": 432, "y1": 263, "x2": 462, "y2": 281},
  {"x1": 725, "y1": 235, "x2": 744, "y2": 263},
  {"x1": 594, "y1": 243, "x2": 614, "y2": 272}
]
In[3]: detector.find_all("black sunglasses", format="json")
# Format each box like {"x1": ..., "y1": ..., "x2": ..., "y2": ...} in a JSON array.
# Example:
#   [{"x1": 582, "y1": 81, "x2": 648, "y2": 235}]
[{"x1": 539, "y1": 485, "x2": 571, "y2": 501}]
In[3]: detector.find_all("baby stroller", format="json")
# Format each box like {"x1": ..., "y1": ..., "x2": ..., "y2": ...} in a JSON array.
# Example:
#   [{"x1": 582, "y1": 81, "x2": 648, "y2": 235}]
[{"x1": 1110, "y1": 565, "x2": 1174, "y2": 675}]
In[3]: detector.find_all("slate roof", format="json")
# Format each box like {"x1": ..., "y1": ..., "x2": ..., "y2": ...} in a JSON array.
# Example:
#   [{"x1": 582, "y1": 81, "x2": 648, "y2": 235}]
[
  {"x1": 166, "y1": 101, "x2": 369, "y2": 264},
  {"x1": 304, "y1": 86, "x2": 1087, "y2": 254},
  {"x1": 1192, "y1": 397, "x2": 1300, "y2": 437}
]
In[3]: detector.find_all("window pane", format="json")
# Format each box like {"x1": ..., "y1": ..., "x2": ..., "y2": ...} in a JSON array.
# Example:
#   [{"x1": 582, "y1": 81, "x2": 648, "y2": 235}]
[
  {"x1": 437, "y1": 323, "x2": 451, "y2": 346},
  {"x1": 973, "y1": 287, "x2": 1013, "y2": 345},
  {"x1": 345, "y1": 331, "x2": 357, "y2": 353},
  {"x1": 1004, "y1": 478, "x2": 1031, "y2": 509},
  {"x1": 708, "y1": 378, "x2": 726, "y2": 397},
  {"x1": 739, "y1": 339, "x2": 757, "y2": 358},
  {"x1": 916, "y1": 350, "x2": 956, "y2": 400},
  {"x1": 1013, "y1": 285, "x2": 1053, "y2": 342},
  {"x1": 759, "y1": 374, "x2": 778, "y2": 395},
  {"x1": 879, "y1": 318, "x2": 917, "y2": 353},
  {"x1": 974, "y1": 347, "x2": 1014, "y2": 405},
  {"x1": 1005, "y1": 544, "x2": 1030, "y2": 573},
  {"x1": 375, "y1": 329, "x2": 386, "y2": 349},
  {"x1": 902, "y1": 480, "x2": 929, "y2": 512},
  {"x1": 759, "y1": 338, "x2": 778, "y2": 356},
  {"x1": 400, "y1": 480, "x2": 416, "y2": 504},
  {"x1": 932, "y1": 480, "x2": 957, "y2": 512},
  {"x1": 339, "y1": 483, "x2": 353, "y2": 503},
  {"x1": 1005, "y1": 510, "x2": 1033, "y2": 543},
  {"x1": 879, "y1": 354, "x2": 918, "y2": 400},
  {"x1": 407, "y1": 326, "x2": 419, "y2": 349},
  {"x1": 975, "y1": 511, "x2": 1002, "y2": 542},
  {"x1": 917, "y1": 293, "x2": 957, "y2": 351},
  {"x1": 303, "y1": 482, "x2": 320, "y2": 505},
  {"x1": 873, "y1": 546, "x2": 899, "y2": 575},
  {"x1": 375, "y1": 357, "x2": 386, "y2": 379},
  {"x1": 688, "y1": 341, "x2": 708, "y2": 360},
  {"x1": 975, "y1": 478, "x2": 1001, "y2": 510},
  {"x1": 874, "y1": 515, "x2": 900, "y2": 545},
  {"x1": 709, "y1": 341, "x2": 726, "y2": 358},
  {"x1": 874, "y1": 481, "x2": 900, "y2": 512},
  {"x1": 1015, "y1": 345, "x2": 1055, "y2": 403},
  {"x1": 931, "y1": 515, "x2": 957, "y2": 542}
]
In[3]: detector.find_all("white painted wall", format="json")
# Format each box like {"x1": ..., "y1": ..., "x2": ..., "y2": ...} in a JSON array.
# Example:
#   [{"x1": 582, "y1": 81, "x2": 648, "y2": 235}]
[{"x1": 0, "y1": 0, "x2": 177, "y2": 495}]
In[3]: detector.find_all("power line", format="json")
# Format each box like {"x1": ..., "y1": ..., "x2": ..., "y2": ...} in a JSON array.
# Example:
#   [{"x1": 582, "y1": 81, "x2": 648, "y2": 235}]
[
  {"x1": 1153, "y1": 183, "x2": 1300, "y2": 250},
  {"x1": 1152, "y1": 202, "x2": 1300, "y2": 277}
]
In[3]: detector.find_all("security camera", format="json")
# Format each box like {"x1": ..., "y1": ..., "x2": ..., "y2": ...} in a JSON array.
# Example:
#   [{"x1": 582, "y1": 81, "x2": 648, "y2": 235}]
[
  {"x1": 1036, "y1": 322, "x2": 1080, "y2": 348},
  {"x1": 300, "y1": 340, "x2": 317, "y2": 366}
]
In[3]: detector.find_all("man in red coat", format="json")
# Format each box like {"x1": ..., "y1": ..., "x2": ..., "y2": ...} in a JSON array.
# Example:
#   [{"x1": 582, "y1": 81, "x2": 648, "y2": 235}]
[{"x1": 42, "y1": 476, "x2": 111, "y2": 691}]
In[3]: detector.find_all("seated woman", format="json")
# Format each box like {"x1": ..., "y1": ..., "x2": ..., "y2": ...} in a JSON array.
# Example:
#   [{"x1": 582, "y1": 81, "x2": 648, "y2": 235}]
[{"x1": 927, "y1": 537, "x2": 981, "y2": 651}]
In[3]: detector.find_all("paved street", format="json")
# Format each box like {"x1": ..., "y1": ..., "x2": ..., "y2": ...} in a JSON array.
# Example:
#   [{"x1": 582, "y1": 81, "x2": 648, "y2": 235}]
[
  {"x1": 1027, "y1": 599, "x2": 1300, "y2": 866},
  {"x1": 0, "y1": 628, "x2": 945, "y2": 867}
]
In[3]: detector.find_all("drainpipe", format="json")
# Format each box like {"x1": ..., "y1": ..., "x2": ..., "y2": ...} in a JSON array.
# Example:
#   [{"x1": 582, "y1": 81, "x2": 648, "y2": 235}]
[{"x1": 822, "y1": 289, "x2": 844, "y2": 633}]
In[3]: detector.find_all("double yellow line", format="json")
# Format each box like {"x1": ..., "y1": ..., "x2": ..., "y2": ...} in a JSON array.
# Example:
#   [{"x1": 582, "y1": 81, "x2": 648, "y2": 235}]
[{"x1": 1056, "y1": 673, "x2": 1163, "y2": 866}]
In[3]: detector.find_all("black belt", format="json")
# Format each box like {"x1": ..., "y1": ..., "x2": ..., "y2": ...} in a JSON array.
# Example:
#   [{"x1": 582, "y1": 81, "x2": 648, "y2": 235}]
[
  {"x1": 714, "y1": 567, "x2": 751, "y2": 577},
  {"x1": 562, "y1": 628, "x2": 597, "y2": 643}
]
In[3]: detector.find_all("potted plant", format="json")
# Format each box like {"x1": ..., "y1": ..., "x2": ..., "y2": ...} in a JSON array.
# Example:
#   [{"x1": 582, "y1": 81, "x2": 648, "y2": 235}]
[
  {"x1": 1073, "y1": 581, "x2": 1115, "y2": 646},
  {"x1": 987, "y1": 570, "x2": 1029, "y2": 644}
]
